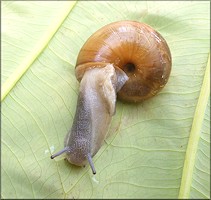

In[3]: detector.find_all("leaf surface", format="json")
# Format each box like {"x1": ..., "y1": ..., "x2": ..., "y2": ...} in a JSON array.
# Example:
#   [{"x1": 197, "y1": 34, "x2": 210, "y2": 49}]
[{"x1": 1, "y1": 1, "x2": 210, "y2": 199}]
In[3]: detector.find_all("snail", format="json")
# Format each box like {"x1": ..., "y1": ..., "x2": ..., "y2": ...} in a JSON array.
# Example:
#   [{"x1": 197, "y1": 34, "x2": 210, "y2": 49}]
[{"x1": 51, "y1": 20, "x2": 172, "y2": 174}]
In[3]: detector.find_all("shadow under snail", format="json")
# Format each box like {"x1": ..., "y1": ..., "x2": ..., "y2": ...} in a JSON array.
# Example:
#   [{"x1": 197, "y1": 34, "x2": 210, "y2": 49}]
[{"x1": 51, "y1": 20, "x2": 172, "y2": 174}]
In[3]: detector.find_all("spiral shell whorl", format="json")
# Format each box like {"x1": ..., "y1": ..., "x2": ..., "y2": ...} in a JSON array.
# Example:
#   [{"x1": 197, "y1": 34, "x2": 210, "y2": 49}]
[{"x1": 75, "y1": 21, "x2": 172, "y2": 102}]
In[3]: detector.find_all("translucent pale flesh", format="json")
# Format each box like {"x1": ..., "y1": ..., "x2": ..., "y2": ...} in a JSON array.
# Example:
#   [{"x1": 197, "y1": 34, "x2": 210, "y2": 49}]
[{"x1": 61, "y1": 64, "x2": 128, "y2": 172}]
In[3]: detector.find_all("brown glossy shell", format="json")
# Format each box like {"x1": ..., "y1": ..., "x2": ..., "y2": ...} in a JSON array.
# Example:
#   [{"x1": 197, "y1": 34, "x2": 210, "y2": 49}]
[{"x1": 75, "y1": 20, "x2": 172, "y2": 102}]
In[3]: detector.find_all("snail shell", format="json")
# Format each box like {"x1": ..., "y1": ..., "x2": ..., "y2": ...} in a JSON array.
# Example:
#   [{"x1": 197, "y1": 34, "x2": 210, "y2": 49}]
[{"x1": 75, "y1": 20, "x2": 172, "y2": 102}]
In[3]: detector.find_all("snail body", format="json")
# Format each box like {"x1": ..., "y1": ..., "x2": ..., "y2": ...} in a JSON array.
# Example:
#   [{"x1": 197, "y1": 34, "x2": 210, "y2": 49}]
[
  {"x1": 51, "y1": 20, "x2": 172, "y2": 174},
  {"x1": 64, "y1": 65, "x2": 127, "y2": 168},
  {"x1": 51, "y1": 64, "x2": 128, "y2": 174}
]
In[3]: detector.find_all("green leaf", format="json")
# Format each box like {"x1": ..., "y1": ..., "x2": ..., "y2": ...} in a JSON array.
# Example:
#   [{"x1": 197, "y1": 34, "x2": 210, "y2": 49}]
[
  {"x1": 179, "y1": 54, "x2": 210, "y2": 199},
  {"x1": 1, "y1": 1, "x2": 210, "y2": 199}
]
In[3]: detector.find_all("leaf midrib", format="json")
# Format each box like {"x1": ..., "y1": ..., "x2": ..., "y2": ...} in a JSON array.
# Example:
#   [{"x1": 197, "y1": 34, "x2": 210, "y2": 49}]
[
  {"x1": 178, "y1": 53, "x2": 210, "y2": 198},
  {"x1": 1, "y1": 1, "x2": 77, "y2": 102}
]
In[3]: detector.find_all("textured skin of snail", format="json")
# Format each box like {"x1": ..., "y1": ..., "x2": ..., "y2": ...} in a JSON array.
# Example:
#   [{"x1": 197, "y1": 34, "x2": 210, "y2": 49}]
[{"x1": 75, "y1": 20, "x2": 172, "y2": 102}]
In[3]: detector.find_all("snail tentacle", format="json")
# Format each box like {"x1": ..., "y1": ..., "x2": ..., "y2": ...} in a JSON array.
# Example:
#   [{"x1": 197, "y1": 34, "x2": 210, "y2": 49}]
[{"x1": 50, "y1": 146, "x2": 71, "y2": 159}]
